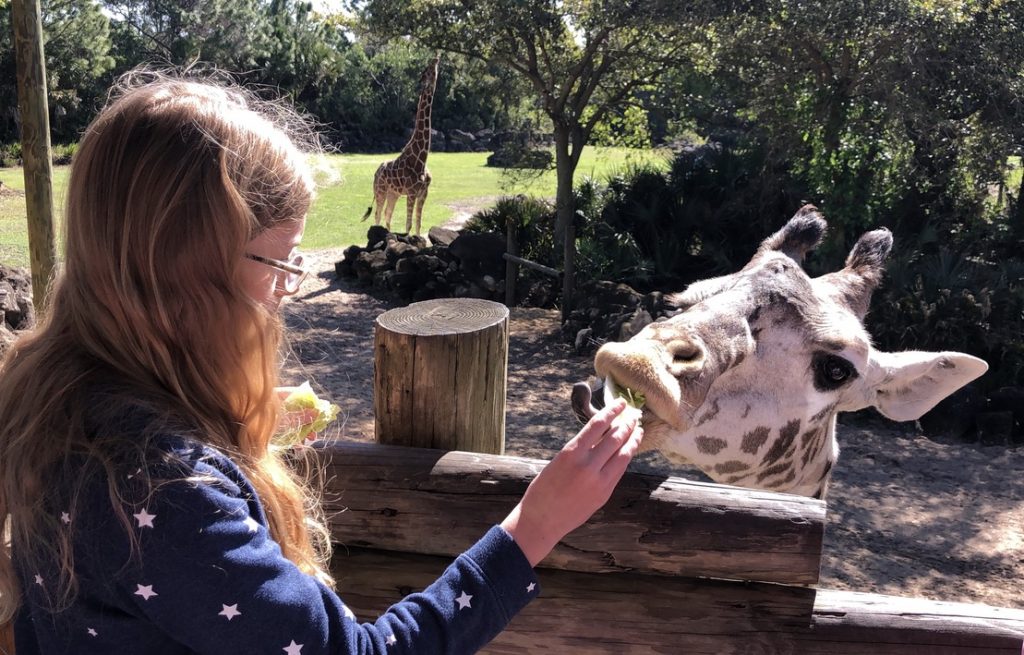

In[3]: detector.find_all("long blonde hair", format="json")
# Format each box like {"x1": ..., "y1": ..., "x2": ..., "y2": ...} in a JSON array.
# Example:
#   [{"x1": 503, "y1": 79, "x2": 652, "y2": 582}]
[{"x1": 0, "y1": 69, "x2": 333, "y2": 625}]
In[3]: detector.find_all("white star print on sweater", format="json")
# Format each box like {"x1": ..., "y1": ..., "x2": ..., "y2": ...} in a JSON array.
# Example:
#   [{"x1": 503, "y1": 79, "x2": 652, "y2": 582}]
[{"x1": 13, "y1": 434, "x2": 541, "y2": 654}]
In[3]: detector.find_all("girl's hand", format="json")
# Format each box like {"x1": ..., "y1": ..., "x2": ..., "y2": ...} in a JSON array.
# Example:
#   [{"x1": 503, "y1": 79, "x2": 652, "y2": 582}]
[
  {"x1": 275, "y1": 386, "x2": 320, "y2": 439},
  {"x1": 500, "y1": 397, "x2": 644, "y2": 567}
]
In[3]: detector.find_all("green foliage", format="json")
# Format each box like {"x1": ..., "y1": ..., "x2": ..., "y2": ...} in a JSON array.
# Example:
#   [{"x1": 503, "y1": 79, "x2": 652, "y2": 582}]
[
  {"x1": 586, "y1": 104, "x2": 654, "y2": 149},
  {"x1": 465, "y1": 195, "x2": 556, "y2": 269},
  {"x1": 869, "y1": 237, "x2": 1024, "y2": 391},
  {"x1": 0, "y1": 0, "x2": 117, "y2": 144},
  {"x1": 0, "y1": 143, "x2": 20, "y2": 168}
]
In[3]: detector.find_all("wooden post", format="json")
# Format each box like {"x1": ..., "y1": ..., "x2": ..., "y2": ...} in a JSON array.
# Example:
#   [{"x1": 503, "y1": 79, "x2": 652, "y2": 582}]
[
  {"x1": 12, "y1": 0, "x2": 56, "y2": 312},
  {"x1": 374, "y1": 298, "x2": 508, "y2": 454}
]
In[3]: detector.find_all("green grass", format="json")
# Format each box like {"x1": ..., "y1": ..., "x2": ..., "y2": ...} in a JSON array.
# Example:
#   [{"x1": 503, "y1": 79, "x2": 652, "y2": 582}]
[{"x1": 0, "y1": 147, "x2": 669, "y2": 269}]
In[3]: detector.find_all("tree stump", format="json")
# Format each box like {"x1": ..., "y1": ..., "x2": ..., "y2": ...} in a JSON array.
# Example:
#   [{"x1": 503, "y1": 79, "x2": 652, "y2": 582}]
[{"x1": 374, "y1": 298, "x2": 509, "y2": 454}]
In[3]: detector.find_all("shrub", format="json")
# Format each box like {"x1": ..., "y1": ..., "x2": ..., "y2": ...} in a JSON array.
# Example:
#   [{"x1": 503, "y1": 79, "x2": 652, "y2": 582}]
[{"x1": 0, "y1": 143, "x2": 21, "y2": 168}]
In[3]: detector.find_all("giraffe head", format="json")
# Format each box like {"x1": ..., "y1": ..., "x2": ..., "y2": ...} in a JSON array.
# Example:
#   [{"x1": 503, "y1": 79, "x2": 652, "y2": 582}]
[
  {"x1": 421, "y1": 53, "x2": 441, "y2": 94},
  {"x1": 571, "y1": 205, "x2": 987, "y2": 498}
]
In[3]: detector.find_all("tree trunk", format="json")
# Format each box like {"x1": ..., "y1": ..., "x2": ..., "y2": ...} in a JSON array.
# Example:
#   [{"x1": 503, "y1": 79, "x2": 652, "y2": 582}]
[
  {"x1": 12, "y1": 0, "x2": 56, "y2": 313},
  {"x1": 553, "y1": 125, "x2": 576, "y2": 321}
]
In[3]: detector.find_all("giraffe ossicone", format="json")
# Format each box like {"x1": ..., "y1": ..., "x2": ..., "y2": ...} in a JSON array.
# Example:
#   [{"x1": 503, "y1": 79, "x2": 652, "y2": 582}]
[
  {"x1": 361, "y1": 53, "x2": 441, "y2": 236},
  {"x1": 571, "y1": 205, "x2": 988, "y2": 498}
]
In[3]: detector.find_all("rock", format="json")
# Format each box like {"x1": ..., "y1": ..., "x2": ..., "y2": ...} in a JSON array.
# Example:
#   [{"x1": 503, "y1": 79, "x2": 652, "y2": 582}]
[
  {"x1": 0, "y1": 323, "x2": 16, "y2": 357},
  {"x1": 474, "y1": 128, "x2": 495, "y2": 149},
  {"x1": 335, "y1": 259, "x2": 353, "y2": 278},
  {"x1": 354, "y1": 250, "x2": 387, "y2": 285},
  {"x1": 486, "y1": 145, "x2": 553, "y2": 169},
  {"x1": 366, "y1": 225, "x2": 390, "y2": 249},
  {"x1": 976, "y1": 411, "x2": 1014, "y2": 447},
  {"x1": 574, "y1": 328, "x2": 594, "y2": 354},
  {"x1": 430, "y1": 128, "x2": 446, "y2": 152},
  {"x1": 385, "y1": 241, "x2": 417, "y2": 265},
  {"x1": 450, "y1": 129, "x2": 476, "y2": 145},
  {"x1": 403, "y1": 234, "x2": 429, "y2": 249},
  {"x1": 0, "y1": 266, "x2": 33, "y2": 331},
  {"x1": 618, "y1": 308, "x2": 653, "y2": 341},
  {"x1": 448, "y1": 232, "x2": 506, "y2": 280},
  {"x1": 428, "y1": 225, "x2": 461, "y2": 247}
]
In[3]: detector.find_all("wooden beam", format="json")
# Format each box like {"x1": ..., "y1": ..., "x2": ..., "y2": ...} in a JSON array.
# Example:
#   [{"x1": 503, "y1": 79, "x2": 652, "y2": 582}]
[
  {"x1": 502, "y1": 253, "x2": 560, "y2": 278},
  {"x1": 11, "y1": 0, "x2": 56, "y2": 311},
  {"x1": 315, "y1": 440, "x2": 825, "y2": 586},
  {"x1": 329, "y1": 547, "x2": 1024, "y2": 654}
]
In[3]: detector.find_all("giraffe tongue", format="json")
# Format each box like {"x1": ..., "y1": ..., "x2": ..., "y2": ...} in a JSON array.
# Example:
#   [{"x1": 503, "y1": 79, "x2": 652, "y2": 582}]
[{"x1": 571, "y1": 381, "x2": 600, "y2": 424}]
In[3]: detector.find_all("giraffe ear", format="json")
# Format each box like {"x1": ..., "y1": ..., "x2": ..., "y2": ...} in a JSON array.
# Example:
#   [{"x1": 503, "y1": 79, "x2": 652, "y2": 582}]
[
  {"x1": 866, "y1": 350, "x2": 988, "y2": 421},
  {"x1": 758, "y1": 204, "x2": 827, "y2": 264},
  {"x1": 816, "y1": 227, "x2": 893, "y2": 318},
  {"x1": 667, "y1": 273, "x2": 738, "y2": 309}
]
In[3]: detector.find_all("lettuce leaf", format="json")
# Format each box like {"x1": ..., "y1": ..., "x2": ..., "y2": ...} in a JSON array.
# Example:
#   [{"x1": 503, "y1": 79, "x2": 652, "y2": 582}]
[{"x1": 274, "y1": 381, "x2": 341, "y2": 446}]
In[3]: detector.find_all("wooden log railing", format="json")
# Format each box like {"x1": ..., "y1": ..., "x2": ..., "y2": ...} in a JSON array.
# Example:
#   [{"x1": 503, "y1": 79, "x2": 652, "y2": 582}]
[{"x1": 315, "y1": 440, "x2": 1024, "y2": 654}]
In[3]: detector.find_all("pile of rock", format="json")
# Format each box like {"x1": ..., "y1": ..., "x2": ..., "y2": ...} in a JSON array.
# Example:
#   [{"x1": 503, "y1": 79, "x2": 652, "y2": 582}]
[
  {"x1": 561, "y1": 280, "x2": 677, "y2": 355},
  {"x1": 0, "y1": 265, "x2": 34, "y2": 355},
  {"x1": 335, "y1": 225, "x2": 509, "y2": 303}
]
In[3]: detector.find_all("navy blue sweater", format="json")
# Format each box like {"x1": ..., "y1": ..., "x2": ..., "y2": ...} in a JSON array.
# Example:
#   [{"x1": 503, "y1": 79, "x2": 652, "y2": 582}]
[{"x1": 13, "y1": 438, "x2": 540, "y2": 654}]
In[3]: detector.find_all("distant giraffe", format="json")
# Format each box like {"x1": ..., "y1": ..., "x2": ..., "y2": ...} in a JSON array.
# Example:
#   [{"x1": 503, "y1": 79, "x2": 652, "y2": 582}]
[
  {"x1": 572, "y1": 205, "x2": 988, "y2": 499},
  {"x1": 362, "y1": 54, "x2": 440, "y2": 235}
]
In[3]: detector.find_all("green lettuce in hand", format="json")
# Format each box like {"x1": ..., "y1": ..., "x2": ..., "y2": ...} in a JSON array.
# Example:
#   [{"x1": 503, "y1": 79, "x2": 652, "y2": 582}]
[{"x1": 274, "y1": 381, "x2": 341, "y2": 446}]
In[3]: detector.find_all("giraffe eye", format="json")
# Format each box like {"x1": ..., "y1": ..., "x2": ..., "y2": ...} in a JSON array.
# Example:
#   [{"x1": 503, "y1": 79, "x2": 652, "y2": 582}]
[{"x1": 812, "y1": 353, "x2": 857, "y2": 391}]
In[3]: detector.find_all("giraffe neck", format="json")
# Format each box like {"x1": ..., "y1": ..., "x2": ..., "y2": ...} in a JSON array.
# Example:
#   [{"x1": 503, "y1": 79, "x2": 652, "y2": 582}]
[{"x1": 401, "y1": 71, "x2": 437, "y2": 168}]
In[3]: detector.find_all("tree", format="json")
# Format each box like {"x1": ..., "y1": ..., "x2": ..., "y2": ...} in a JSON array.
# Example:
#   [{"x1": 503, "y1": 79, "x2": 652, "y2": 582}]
[
  {"x1": 0, "y1": 0, "x2": 115, "y2": 145},
  {"x1": 42, "y1": 0, "x2": 116, "y2": 142},
  {"x1": 351, "y1": 0, "x2": 716, "y2": 317},
  {"x1": 104, "y1": 0, "x2": 275, "y2": 73},
  {"x1": 707, "y1": 0, "x2": 1024, "y2": 255}
]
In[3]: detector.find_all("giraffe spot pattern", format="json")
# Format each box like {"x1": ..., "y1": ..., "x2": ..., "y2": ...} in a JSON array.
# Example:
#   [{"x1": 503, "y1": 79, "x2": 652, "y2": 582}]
[
  {"x1": 756, "y1": 462, "x2": 791, "y2": 484},
  {"x1": 695, "y1": 436, "x2": 728, "y2": 455},
  {"x1": 764, "y1": 469, "x2": 797, "y2": 488},
  {"x1": 695, "y1": 400, "x2": 721, "y2": 427},
  {"x1": 740, "y1": 426, "x2": 770, "y2": 454},
  {"x1": 800, "y1": 427, "x2": 823, "y2": 466},
  {"x1": 760, "y1": 419, "x2": 801, "y2": 467},
  {"x1": 810, "y1": 403, "x2": 838, "y2": 423},
  {"x1": 714, "y1": 460, "x2": 750, "y2": 475}
]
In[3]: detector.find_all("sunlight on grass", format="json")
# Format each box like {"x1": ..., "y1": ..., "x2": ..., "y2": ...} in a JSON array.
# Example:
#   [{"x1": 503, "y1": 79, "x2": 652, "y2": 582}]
[{"x1": 0, "y1": 147, "x2": 669, "y2": 269}]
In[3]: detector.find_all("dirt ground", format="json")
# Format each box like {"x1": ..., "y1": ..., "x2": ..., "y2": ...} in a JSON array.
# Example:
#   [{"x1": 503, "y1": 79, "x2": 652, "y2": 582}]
[{"x1": 282, "y1": 246, "x2": 1024, "y2": 611}]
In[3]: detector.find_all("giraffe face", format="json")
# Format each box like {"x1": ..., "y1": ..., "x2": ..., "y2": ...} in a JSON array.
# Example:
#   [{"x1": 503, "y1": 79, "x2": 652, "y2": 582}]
[{"x1": 574, "y1": 206, "x2": 988, "y2": 497}]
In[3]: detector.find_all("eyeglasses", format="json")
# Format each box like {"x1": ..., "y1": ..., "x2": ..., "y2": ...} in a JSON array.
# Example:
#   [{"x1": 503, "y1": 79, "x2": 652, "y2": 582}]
[{"x1": 245, "y1": 251, "x2": 308, "y2": 294}]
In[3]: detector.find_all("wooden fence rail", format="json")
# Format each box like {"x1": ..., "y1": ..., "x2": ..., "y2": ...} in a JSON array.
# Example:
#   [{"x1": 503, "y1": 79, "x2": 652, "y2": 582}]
[{"x1": 316, "y1": 441, "x2": 1024, "y2": 654}]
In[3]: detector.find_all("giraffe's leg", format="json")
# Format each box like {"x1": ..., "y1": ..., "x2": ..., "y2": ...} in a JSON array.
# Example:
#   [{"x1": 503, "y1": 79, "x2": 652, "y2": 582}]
[
  {"x1": 405, "y1": 193, "x2": 416, "y2": 234},
  {"x1": 382, "y1": 193, "x2": 399, "y2": 231},
  {"x1": 413, "y1": 186, "x2": 429, "y2": 236},
  {"x1": 373, "y1": 188, "x2": 386, "y2": 226}
]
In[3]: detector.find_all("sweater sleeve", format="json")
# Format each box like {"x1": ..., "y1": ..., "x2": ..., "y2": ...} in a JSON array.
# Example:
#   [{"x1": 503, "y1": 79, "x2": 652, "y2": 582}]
[{"x1": 88, "y1": 444, "x2": 540, "y2": 655}]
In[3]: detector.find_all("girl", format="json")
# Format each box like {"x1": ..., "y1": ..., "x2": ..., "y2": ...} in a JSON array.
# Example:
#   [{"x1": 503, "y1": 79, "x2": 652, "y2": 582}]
[{"x1": 0, "y1": 70, "x2": 642, "y2": 654}]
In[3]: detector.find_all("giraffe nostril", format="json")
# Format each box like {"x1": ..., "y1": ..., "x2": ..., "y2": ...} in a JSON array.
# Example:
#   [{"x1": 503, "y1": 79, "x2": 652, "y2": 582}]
[{"x1": 667, "y1": 339, "x2": 705, "y2": 373}]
